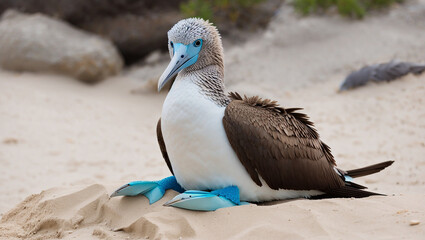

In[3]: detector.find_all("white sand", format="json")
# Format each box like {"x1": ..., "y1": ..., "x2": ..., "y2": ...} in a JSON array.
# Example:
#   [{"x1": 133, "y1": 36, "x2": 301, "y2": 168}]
[{"x1": 1, "y1": 1, "x2": 425, "y2": 239}]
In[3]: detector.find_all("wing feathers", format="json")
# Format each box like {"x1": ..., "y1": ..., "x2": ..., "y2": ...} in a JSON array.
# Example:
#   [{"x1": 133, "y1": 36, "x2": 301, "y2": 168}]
[
  {"x1": 156, "y1": 119, "x2": 174, "y2": 175},
  {"x1": 223, "y1": 92, "x2": 393, "y2": 197},
  {"x1": 224, "y1": 93, "x2": 343, "y2": 191}
]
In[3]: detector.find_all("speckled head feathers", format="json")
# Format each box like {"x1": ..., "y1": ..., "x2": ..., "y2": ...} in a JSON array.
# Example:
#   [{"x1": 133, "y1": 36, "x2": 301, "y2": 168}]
[{"x1": 167, "y1": 18, "x2": 224, "y2": 72}]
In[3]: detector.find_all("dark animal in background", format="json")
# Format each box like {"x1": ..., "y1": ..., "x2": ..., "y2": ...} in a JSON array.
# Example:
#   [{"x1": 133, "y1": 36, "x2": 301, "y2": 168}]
[{"x1": 339, "y1": 60, "x2": 425, "y2": 91}]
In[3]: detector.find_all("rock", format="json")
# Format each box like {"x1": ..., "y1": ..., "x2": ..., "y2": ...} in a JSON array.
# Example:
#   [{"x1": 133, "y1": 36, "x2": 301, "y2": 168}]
[
  {"x1": 0, "y1": 0, "x2": 184, "y2": 64},
  {"x1": 0, "y1": 0, "x2": 282, "y2": 64},
  {"x1": 78, "y1": 11, "x2": 182, "y2": 65},
  {"x1": 0, "y1": 10, "x2": 123, "y2": 83},
  {"x1": 339, "y1": 60, "x2": 425, "y2": 91},
  {"x1": 409, "y1": 220, "x2": 420, "y2": 226}
]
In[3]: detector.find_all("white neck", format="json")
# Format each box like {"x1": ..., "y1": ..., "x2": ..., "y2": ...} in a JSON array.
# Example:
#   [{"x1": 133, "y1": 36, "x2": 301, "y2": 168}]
[{"x1": 178, "y1": 65, "x2": 229, "y2": 107}]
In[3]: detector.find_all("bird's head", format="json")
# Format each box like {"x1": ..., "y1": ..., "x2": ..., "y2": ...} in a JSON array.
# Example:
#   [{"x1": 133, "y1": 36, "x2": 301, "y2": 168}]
[{"x1": 158, "y1": 18, "x2": 224, "y2": 91}]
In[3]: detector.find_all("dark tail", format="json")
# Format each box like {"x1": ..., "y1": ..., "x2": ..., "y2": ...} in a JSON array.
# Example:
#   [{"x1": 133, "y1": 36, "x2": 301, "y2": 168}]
[
  {"x1": 310, "y1": 186, "x2": 384, "y2": 199},
  {"x1": 346, "y1": 160, "x2": 394, "y2": 178},
  {"x1": 311, "y1": 161, "x2": 394, "y2": 199}
]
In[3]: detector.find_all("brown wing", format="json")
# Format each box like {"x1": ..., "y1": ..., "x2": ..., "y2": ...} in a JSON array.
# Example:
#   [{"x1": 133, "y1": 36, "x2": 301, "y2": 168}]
[
  {"x1": 223, "y1": 92, "x2": 344, "y2": 191},
  {"x1": 156, "y1": 118, "x2": 174, "y2": 175}
]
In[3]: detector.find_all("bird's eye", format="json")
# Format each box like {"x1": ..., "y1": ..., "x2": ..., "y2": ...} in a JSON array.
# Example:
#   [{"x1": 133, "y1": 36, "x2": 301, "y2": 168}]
[
  {"x1": 170, "y1": 41, "x2": 174, "y2": 48},
  {"x1": 193, "y1": 39, "x2": 202, "y2": 47}
]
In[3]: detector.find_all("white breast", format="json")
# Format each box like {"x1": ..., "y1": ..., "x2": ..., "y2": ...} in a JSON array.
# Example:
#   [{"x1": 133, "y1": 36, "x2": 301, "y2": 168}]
[{"x1": 161, "y1": 76, "x2": 321, "y2": 202}]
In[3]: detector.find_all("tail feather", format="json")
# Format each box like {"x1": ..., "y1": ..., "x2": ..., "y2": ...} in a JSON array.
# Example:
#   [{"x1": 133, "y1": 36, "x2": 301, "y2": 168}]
[
  {"x1": 312, "y1": 161, "x2": 395, "y2": 199},
  {"x1": 345, "y1": 181, "x2": 367, "y2": 189},
  {"x1": 311, "y1": 186, "x2": 384, "y2": 199},
  {"x1": 346, "y1": 160, "x2": 394, "y2": 178}
]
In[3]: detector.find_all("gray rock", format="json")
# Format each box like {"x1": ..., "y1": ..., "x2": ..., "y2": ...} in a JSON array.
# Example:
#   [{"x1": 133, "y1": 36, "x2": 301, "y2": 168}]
[
  {"x1": 0, "y1": 0, "x2": 184, "y2": 64},
  {"x1": 0, "y1": 10, "x2": 123, "y2": 83},
  {"x1": 0, "y1": 0, "x2": 282, "y2": 64},
  {"x1": 339, "y1": 60, "x2": 425, "y2": 91}
]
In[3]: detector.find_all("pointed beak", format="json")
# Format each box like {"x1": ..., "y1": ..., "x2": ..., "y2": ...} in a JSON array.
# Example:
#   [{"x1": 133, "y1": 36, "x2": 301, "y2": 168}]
[
  {"x1": 158, "y1": 43, "x2": 200, "y2": 91},
  {"x1": 158, "y1": 44, "x2": 187, "y2": 91}
]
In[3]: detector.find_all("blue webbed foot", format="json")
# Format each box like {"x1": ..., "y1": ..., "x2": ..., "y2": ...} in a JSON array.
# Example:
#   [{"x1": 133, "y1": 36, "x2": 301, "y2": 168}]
[
  {"x1": 163, "y1": 186, "x2": 249, "y2": 211},
  {"x1": 110, "y1": 176, "x2": 184, "y2": 204}
]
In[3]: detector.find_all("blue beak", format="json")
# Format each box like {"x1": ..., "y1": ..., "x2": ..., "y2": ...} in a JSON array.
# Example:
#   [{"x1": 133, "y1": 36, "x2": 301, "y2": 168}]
[{"x1": 158, "y1": 40, "x2": 203, "y2": 91}]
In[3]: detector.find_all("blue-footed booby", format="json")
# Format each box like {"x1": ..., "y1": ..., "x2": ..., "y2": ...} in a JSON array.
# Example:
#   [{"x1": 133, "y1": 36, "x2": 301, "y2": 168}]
[{"x1": 111, "y1": 18, "x2": 394, "y2": 211}]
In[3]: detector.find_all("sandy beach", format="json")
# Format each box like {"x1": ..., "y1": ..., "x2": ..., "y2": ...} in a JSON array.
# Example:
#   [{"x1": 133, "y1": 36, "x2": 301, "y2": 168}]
[{"x1": 1, "y1": 1, "x2": 425, "y2": 239}]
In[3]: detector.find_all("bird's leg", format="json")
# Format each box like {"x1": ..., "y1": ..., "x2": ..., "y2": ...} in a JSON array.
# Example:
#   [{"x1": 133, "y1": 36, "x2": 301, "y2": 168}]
[
  {"x1": 110, "y1": 176, "x2": 184, "y2": 204},
  {"x1": 163, "y1": 186, "x2": 249, "y2": 211}
]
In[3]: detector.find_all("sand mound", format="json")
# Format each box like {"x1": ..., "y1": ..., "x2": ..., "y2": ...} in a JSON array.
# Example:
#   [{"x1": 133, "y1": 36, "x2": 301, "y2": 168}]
[{"x1": 1, "y1": 184, "x2": 424, "y2": 239}]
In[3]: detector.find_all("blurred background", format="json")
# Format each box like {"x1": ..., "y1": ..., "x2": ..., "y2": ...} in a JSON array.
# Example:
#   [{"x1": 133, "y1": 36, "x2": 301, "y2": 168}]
[
  {"x1": 0, "y1": 0, "x2": 414, "y2": 72},
  {"x1": 0, "y1": 0, "x2": 424, "y2": 217},
  {"x1": 0, "y1": 0, "x2": 283, "y2": 68}
]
